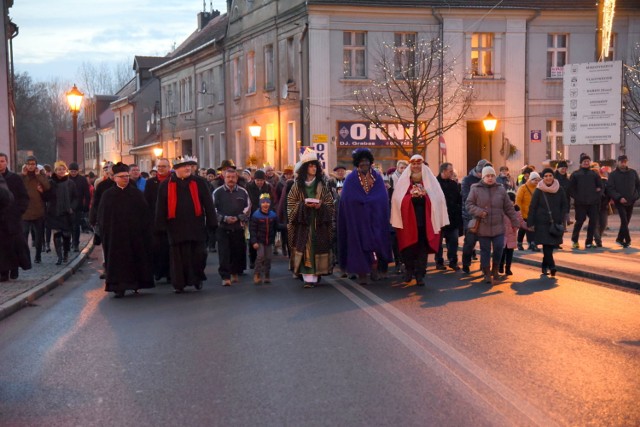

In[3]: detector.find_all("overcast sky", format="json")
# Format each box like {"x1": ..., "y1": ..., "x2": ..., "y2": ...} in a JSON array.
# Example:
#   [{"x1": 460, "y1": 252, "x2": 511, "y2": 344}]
[{"x1": 10, "y1": 1, "x2": 227, "y2": 82}]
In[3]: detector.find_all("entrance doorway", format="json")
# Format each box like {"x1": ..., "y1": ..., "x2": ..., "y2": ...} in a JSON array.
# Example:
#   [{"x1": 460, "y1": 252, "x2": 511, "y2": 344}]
[{"x1": 466, "y1": 121, "x2": 488, "y2": 171}]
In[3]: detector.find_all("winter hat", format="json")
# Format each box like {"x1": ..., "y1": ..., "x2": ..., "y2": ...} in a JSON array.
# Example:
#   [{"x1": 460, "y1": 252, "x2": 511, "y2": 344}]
[
  {"x1": 254, "y1": 170, "x2": 266, "y2": 180},
  {"x1": 475, "y1": 159, "x2": 491, "y2": 173},
  {"x1": 259, "y1": 193, "x2": 271, "y2": 203},
  {"x1": 556, "y1": 160, "x2": 568, "y2": 168},
  {"x1": 206, "y1": 168, "x2": 216, "y2": 176},
  {"x1": 528, "y1": 171, "x2": 541, "y2": 181},
  {"x1": 481, "y1": 165, "x2": 496, "y2": 178},
  {"x1": 25, "y1": 155, "x2": 37, "y2": 163},
  {"x1": 333, "y1": 165, "x2": 346, "y2": 172},
  {"x1": 541, "y1": 168, "x2": 555, "y2": 177},
  {"x1": 68, "y1": 162, "x2": 80, "y2": 171},
  {"x1": 618, "y1": 155, "x2": 628, "y2": 162},
  {"x1": 112, "y1": 162, "x2": 129, "y2": 175},
  {"x1": 579, "y1": 153, "x2": 591, "y2": 163}
]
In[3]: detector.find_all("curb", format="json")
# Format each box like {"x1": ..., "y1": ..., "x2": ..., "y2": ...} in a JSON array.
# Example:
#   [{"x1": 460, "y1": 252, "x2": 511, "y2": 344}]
[
  {"x1": 0, "y1": 239, "x2": 95, "y2": 322},
  {"x1": 511, "y1": 255, "x2": 640, "y2": 291}
]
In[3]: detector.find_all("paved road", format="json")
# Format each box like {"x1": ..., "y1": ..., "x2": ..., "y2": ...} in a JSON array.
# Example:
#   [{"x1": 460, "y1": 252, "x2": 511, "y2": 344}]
[{"x1": 1, "y1": 246, "x2": 638, "y2": 426}]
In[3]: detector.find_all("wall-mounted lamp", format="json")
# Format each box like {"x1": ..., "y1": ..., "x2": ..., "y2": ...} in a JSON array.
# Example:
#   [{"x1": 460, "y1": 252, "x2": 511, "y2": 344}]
[
  {"x1": 153, "y1": 147, "x2": 163, "y2": 158},
  {"x1": 482, "y1": 111, "x2": 498, "y2": 163}
]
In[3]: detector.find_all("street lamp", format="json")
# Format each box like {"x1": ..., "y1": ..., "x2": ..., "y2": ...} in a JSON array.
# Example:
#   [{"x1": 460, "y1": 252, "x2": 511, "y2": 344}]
[
  {"x1": 248, "y1": 119, "x2": 262, "y2": 142},
  {"x1": 153, "y1": 147, "x2": 163, "y2": 158},
  {"x1": 482, "y1": 111, "x2": 498, "y2": 163},
  {"x1": 66, "y1": 84, "x2": 84, "y2": 163}
]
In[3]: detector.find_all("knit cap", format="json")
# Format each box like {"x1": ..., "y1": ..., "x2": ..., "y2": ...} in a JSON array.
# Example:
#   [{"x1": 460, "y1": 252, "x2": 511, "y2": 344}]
[
  {"x1": 259, "y1": 193, "x2": 271, "y2": 203},
  {"x1": 529, "y1": 171, "x2": 541, "y2": 181},
  {"x1": 481, "y1": 165, "x2": 496, "y2": 178}
]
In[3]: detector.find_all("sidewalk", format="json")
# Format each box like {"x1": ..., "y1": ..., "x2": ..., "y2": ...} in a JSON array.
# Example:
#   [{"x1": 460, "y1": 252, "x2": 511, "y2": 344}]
[
  {"x1": 0, "y1": 231, "x2": 94, "y2": 321},
  {"x1": 511, "y1": 207, "x2": 640, "y2": 290}
]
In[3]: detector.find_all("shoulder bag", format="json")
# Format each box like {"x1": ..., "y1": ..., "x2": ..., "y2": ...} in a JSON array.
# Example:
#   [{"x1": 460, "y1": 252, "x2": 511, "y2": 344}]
[{"x1": 542, "y1": 192, "x2": 565, "y2": 237}]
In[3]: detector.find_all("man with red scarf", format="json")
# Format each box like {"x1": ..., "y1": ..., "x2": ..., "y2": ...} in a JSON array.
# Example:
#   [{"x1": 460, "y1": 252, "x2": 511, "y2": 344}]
[
  {"x1": 144, "y1": 158, "x2": 172, "y2": 283},
  {"x1": 155, "y1": 156, "x2": 217, "y2": 293},
  {"x1": 390, "y1": 154, "x2": 449, "y2": 286}
]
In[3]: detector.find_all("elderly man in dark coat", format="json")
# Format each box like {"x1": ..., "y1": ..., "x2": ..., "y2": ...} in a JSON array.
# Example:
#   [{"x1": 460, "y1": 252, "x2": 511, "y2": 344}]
[
  {"x1": 144, "y1": 158, "x2": 172, "y2": 282},
  {"x1": 338, "y1": 148, "x2": 391, "y2": 285},
  {"x1": 156, "y1": 156, "x2": 218, "y2": 293},
  {"x1": 0, "y1": 153, "x2": 31, "y2": 281},
  {"x1": 98, "y1": 163, "x2": 154, "y2": 298}
]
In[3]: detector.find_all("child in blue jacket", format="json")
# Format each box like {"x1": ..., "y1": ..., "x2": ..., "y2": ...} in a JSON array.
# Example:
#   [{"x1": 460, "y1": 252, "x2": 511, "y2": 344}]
[{"x1": 249, "y1": 193, "x2": 279, "y2": 284}]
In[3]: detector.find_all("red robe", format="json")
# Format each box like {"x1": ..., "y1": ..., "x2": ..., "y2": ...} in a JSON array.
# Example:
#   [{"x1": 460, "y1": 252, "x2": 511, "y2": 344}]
[{"x1": 395, "y1": 186, "x2": 441, "y2": 253}]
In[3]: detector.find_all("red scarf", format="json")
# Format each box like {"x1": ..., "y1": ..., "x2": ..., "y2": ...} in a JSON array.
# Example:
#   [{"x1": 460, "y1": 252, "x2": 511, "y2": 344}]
[
  {"x1": 157, "y1": 173, "x2": 169, "y2": 182},
  {"x1": 168, "y1": 178, "x2": 202, "y2": 219}
]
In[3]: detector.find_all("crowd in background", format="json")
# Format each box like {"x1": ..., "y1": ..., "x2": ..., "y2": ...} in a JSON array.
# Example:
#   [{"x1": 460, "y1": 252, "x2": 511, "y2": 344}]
[{"x1": 0, "y1": 148, "x2": 638, "y2": 295}]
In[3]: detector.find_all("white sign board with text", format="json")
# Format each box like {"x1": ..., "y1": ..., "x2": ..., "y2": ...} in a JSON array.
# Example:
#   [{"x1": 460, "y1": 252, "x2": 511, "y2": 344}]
[{"x1": 563, "y1": 61, "x2": 622, "y2": 145}]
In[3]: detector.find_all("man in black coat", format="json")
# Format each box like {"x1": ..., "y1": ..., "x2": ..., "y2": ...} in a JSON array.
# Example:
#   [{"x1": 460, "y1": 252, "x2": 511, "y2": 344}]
[
  {"x1": 436, "y1": 162, "x2": 462, "y2": 271},
  {"x1": 606, "y1": 155, "x2": 640, "y2": 248},
  {"x1": 569, "y1": 154, "x2": 603, "y2": 249},
  {"x1": 144, "y1": 158, "x2": 172, "y2": 282},
  {"x1": 0, "y1": 153, "x2": 31, "y2": 281},
  {"x1": 98, "y1": 163, "x2": 154, "y2": 298},
  {"x1": 155, "y1": 156, "x2": 217, "y2": 293},
  {"x1": 68, "y1": 162, "x2": 91, "y2": 252}
]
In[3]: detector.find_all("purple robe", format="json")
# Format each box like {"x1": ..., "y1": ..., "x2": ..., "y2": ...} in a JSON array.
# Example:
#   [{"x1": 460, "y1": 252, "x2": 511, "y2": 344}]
[{"x1": 338, "y1": 169, "x2": 391, "y2": 274}]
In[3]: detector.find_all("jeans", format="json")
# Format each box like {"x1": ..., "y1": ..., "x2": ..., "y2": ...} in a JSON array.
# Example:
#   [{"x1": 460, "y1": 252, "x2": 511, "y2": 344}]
[
  {"x1": 23, "y1": 218, "x2": 45, "y2": 260},
  {"x1": 477, "y1": 234, "x2": 505, "y2": 269},
  {"x1": 436, "y1": 226, "x2": 459, "y2": 266},
  {"x1": 614, "y1": 202, "x2": 634, "y2": 244},
  {"x1": 571, "y1": 203, "x2": 599, "y2": 245},
  {"x1": 462, "y1": 229, "x2": 478, "y2": 268}
]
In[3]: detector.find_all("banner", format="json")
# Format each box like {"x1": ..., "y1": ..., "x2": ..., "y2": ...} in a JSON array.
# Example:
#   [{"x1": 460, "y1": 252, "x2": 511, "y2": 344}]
[{"x1": 337, "y1": 121, "x2": 420, "y2": 147}]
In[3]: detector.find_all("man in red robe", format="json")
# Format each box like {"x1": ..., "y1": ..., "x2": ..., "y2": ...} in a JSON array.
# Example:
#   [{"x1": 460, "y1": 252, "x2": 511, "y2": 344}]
[{"x1": 390, "y1": 155, "x2": 449, "y2": 285}]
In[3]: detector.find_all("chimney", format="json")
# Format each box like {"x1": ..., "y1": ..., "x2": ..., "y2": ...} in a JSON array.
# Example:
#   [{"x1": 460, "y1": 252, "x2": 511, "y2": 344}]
[{"x1": 197, "y1": 11, "x2": 212, "y2": 30}]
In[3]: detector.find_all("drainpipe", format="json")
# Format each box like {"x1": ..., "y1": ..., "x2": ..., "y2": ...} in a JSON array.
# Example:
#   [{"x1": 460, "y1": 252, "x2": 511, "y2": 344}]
[
  {"x1": 432, "y1": 8, "x2": 444, "y2": 164},
  {"x1": 300, "y1": 22, "x2": 309, "y2": 149},
  {"x1": 524, "y1": 10, "x2": 540, "y2": 165}
]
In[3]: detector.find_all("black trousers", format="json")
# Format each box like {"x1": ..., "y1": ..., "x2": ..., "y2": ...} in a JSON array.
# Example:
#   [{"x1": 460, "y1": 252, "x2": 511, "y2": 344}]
[
  {"x1": 71, "y1": 210, "x2": 84, "y2": 249},
  {"x1": 571, "y1": 203, "x2": 599, "y2": 245},
  {"x1": 436, "y1": 226, "x2": 459, "y2": 266},
  {"x1": 542, "y1": 244, "x2": 556, "y2": 269},
  {"x1": 401, "y1": 228, "x2": 428, "y2": 280},
  {"x1": 23, "y1": 218, "x2": 44, "y2": 259},
  {"x1": 217, "y1": 228, "x2": 246, "y2": 279},
  {"x1": 615, "y1": 202, "x2": 634, "y2": 244}
]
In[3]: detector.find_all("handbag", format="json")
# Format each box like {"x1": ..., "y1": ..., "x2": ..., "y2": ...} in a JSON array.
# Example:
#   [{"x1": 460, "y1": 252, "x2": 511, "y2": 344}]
[
  {"x1": 467, "y1": 218, "x2": 480, "y2": 234},
  {"x1": 542, "y1": 192, "x2": 565, "y2": 237}
]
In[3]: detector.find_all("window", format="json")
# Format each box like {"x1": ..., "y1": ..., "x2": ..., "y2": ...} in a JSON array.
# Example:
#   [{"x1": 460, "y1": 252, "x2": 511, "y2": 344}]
[
  {"x1": 208, "y1": 134, "x2": 216, "y2": 168},
  {"x1": 247, "y1": 51, "x2": 256, "y2": 94},
  {"x1": 394, "y1": 33, "x2": 416, "y2": 79},
  {"x1": 198, "y1": 136, "x2": 205, "y2": 165},
  {"x1": 264, "y1": 44, "x2": 274, "y2": 90},
  {"x1": 287, "y1": 37, "x2": 295, "y2": 84},
  {"x1": 546, "y1": 120, "x2": 564, "y2": 160},
  {"x1": 547, "y1": 34, "x2": 568, "y2": 78},
  {"x1": 197, "y1": 72, "x2": 205, "y2": 109},
  {"x1": 232, "y1": 57, "x2": 241, "y2": 98},
  {"x1": 343, "y1": 31, "x2": 366, "y2": 78},
  {"x1": 471, "y1": 33, "x2": 494, "y2": 77},
  {"x1": 206, "y1": 69, "x2": 214, "y2": 106},
  {"x1": 216, "y1": 65, "x2": 224, "y2": 103},
  {"x1": 115, "y1": 117, "x2": 120, "y2": 143}
]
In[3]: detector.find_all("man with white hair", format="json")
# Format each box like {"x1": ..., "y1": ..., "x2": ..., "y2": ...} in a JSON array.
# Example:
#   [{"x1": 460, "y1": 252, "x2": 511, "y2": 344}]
[{"x1": 390, "y1": 154, "x2": 449, "y2": 286}]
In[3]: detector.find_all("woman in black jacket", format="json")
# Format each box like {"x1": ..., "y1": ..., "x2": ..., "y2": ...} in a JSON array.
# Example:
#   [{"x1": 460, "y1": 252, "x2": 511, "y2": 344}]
[
  {"x1": 46, "y1": 161, "x2": 77, "y2": 265},
  {"x1": 527, "y1": 168, "x2": 569, "y2": 276}
]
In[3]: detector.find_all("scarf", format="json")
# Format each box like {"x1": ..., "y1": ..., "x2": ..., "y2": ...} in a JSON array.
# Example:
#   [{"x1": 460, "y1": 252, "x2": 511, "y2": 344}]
[
  {"x1": 391, "y1": 164, "x2": 449, "y2": 231},
  {"x1": 157, "y1": 173, "x2": 169, "y2": 183},
  {"x1": 168, "y1": 177, "x2": 202, "y2": 219},
  {"x1": 537, "y1": 179, "x2": 560, "y2": 194}
]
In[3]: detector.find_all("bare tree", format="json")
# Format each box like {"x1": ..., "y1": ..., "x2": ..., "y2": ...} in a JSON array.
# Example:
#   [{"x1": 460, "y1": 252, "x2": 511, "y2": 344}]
[
  {"x1": 75, "y1": 58, "x2": 134, "y2": 97},
  {"x1": 353, "y1": 36, "x2": 474, "y2": 158},
  {"x1": 623, "y1": 43, "x2": 640, "y2": 145}
]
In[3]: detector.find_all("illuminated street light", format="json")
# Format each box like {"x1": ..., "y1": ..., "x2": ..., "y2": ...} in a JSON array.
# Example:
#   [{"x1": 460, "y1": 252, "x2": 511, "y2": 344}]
[
  {"x1": 66, "y1": 84, "x2": 84, "y2": 163},
  {"x1": 483, "y1": 111, "x2": 498, "y2": 163}
]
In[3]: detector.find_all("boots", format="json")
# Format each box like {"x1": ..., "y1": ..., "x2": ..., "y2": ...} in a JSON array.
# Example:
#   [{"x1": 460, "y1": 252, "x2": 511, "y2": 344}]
[
  {"x1": 482, "y1": 266, "x2": 492, "y2": 284},
  {"x1": 491, "y1": 264, "x2": 501, "y2": 281},
  {"x1": 505, "y1": 263, "x2": 513, "y2": 276},
  {"x1": 54, "y1": 235, "x2": 63, "y2": 265},
  {"x1": 62, "y1": 235, "x2": 71, "y2": 263}
]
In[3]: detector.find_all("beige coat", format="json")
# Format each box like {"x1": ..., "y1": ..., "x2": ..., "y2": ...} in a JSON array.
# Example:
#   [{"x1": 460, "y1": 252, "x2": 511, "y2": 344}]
[{"x1": 466, "y1": 181, "x2": 519, "y2": 237}]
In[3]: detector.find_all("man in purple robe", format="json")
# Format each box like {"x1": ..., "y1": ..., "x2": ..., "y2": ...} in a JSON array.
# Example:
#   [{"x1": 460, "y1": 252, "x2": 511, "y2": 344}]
[{"x1": 338, "y1": 148, "x2": 391, "y2": 284}]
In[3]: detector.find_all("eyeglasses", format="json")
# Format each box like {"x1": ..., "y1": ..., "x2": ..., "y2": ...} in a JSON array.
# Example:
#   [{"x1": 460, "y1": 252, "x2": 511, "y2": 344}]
[{"x1": 114, "y1": 174, "x2": 130, "y2": 179}]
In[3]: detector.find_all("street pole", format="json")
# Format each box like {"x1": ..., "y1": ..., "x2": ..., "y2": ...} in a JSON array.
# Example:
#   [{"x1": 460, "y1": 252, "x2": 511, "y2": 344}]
[{"x1": 72, "y1": 111, "x2": 78, "y2": 163}]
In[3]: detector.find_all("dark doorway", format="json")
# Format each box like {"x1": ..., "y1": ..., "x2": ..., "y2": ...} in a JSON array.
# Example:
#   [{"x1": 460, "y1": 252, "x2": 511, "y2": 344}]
[
  {"x1": 182, "y1": 139, "x2": 193, "y2": 156},
  {"x1": 466, "y1": 121, "x2": 487, "y2": 172}
]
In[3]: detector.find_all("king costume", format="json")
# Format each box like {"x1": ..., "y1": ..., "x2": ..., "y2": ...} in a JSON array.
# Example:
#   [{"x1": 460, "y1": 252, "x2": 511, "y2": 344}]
[{"x1": 338, "y1": 148, "x2": 391, "y2": 279}]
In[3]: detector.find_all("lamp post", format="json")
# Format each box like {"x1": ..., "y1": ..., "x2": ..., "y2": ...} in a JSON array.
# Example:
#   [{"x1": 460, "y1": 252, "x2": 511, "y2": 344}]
[
  {"x1": 248, "y1": 119, "x2": 262, "y2": 143},
  {"x1": 66, "y1": 84, "x2": 84, "y2": 163},
  {"x1": 482, "y1": 111, "x2": 498, "y2": 163}
]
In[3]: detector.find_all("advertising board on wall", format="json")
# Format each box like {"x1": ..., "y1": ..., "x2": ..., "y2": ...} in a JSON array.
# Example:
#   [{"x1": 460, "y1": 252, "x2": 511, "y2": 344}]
[
  {"x1": 337, "y1": 121, "x2": 419, "y2": 147},
  {"x1": 563, "y1": 61, "x2": 622, "y2": 145}
]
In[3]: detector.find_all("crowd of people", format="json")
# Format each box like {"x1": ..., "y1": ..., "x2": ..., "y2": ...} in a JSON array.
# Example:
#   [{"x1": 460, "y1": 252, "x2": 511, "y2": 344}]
[{"x1": 0, "y1": 148, "x2": 638, "y2": 296}]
